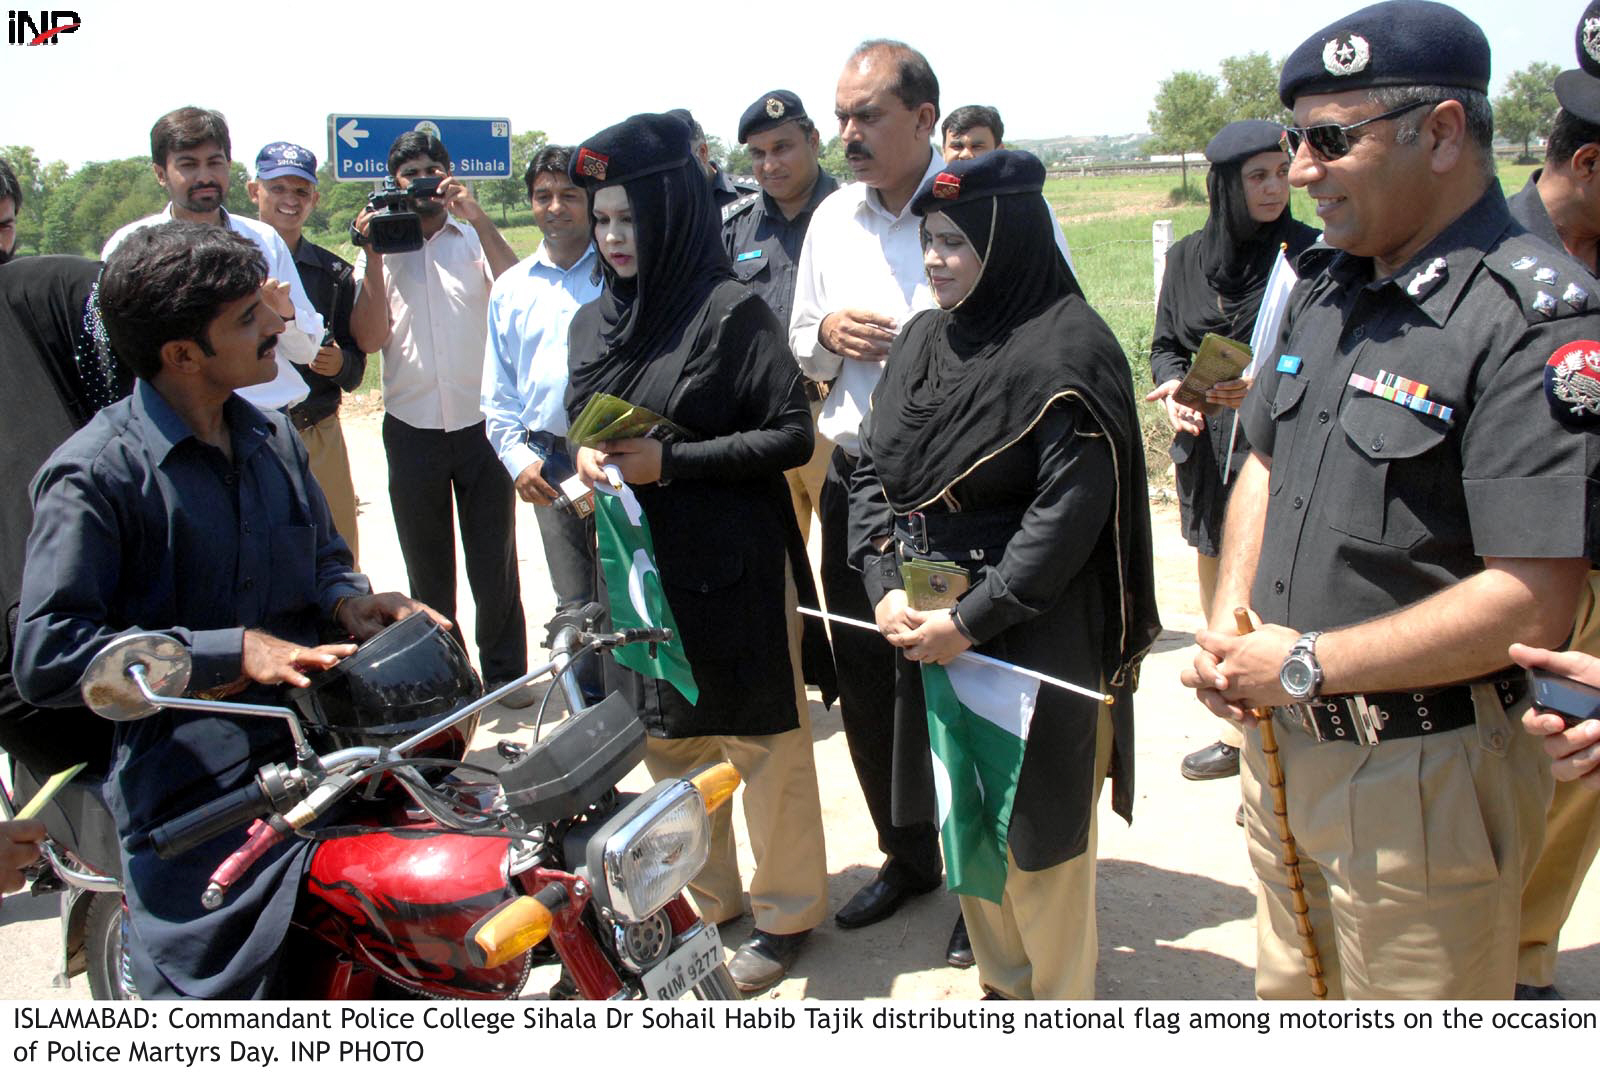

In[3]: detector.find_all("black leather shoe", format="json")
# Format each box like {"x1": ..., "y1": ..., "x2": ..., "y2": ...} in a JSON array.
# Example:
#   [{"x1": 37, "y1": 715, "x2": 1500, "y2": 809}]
[
  {"x1": 1181, "y1": 741, "x2": 1241, "y2": 781},
  {"x1": 835, "y1": 874, "x2": 938, "y2": 929},
  {"x1": 727, "y1": 929, "x2": 809, "y2": 992},
  {"x1": 946, "y1": 913, "x2": 974, "y2": 969},
  {"x1": 1515, "y1": 982, "x2": 1564, "y2": 1000}
]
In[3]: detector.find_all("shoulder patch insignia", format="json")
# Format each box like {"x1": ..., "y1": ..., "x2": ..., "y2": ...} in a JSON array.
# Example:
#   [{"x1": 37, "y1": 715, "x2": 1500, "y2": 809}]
[
  {"x1": 721, "y1": 192, "x2": 760, "y2": 225},
  {"x1": 1546, "y1": 340, "x2": 1600, "y2": 428}
]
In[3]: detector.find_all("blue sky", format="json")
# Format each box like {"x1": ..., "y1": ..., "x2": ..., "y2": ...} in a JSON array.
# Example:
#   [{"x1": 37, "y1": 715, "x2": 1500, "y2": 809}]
[{"x1": 0, "y1": 0, "x2": 1575, "y2": 173}]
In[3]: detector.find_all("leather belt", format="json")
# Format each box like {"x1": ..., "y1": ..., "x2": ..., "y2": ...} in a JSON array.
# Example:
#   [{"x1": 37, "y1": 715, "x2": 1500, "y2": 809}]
[
  {"x1": 803, "y1": 378, "x2": 831, "y2": 404},
  {"x1": 893, "y1": 508, "x2": 1024, "y2": 559},
  {"x1": 1281, "y1": 676, "x2": 1527, "y2": 746}
]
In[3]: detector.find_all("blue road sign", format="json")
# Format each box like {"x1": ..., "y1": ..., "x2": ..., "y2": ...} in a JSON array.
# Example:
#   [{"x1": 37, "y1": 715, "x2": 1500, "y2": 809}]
[{"x1": 326, "y1": 115, "x2": 512, "y2": 181}]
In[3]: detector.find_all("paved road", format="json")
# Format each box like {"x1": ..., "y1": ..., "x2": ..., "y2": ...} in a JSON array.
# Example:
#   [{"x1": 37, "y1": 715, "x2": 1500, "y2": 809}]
[{"x1": 4, "y1": 409, "x2": 1596, "y2": 1000}]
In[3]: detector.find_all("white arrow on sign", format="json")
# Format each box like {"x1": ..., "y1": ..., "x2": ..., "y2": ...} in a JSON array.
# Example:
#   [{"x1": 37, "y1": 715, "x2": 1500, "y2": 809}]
[{"x1": 337, "y1": 120, "x2": 369, "y2": 150}]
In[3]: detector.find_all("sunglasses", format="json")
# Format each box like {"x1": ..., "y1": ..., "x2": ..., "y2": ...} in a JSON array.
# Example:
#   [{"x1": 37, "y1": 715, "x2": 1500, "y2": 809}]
[{"x1": 1280, "y1": 100, "x2": 1432, "y2": 162}]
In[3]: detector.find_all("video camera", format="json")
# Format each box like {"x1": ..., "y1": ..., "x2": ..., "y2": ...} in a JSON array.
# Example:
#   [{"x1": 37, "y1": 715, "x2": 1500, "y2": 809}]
[{"x1": 353, "y1": 176, "x2": 444, "y2": 255}]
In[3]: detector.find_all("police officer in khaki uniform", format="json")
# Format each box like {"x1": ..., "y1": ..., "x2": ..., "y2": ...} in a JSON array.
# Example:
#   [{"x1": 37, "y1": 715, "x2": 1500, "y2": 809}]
[
  {"x1": 1504, "y1": 6, "x2": 1600, "y2": 1000},
  {"x1": 722, "y1": 90, "x2": 840, "y2": 542},
  {"x1": 1183, "y1": 0, "x2": 1600, "y2": 1000}
]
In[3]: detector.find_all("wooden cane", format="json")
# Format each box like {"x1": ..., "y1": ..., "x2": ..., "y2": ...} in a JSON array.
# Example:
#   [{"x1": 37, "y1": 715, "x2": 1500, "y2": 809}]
[{"x1": 1233, "y1": 608, "x2": 1328, "y2": 999}]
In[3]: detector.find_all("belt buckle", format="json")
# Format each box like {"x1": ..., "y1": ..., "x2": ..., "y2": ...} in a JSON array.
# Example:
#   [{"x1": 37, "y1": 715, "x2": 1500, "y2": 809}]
[
  {"x1": 1349, "y1": 694, "x2": 1383, "y2": 747},
  {"x1": 904, "y1": 511, "x2": 930, "y2": 556},
  {"x1": 1287, "y1": 702, "x2": 1321, "y2": 740}
]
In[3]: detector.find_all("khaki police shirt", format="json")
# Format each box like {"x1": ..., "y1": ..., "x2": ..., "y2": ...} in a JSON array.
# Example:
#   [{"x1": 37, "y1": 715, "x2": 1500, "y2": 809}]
[{"x1": 1239, "y1": 186, "x2": 1600, "y2": 633}]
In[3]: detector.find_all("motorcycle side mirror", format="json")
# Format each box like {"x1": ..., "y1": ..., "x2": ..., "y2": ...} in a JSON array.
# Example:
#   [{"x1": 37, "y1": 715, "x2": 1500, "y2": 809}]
[{"x1": 79, "y1": 632, "x2": 193, "y2": 722}]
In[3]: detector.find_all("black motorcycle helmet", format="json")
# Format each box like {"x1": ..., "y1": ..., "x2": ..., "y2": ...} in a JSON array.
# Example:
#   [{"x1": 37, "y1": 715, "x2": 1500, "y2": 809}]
[{"x1": 290, "y1": 612, "x2": 483, "y2": 752}]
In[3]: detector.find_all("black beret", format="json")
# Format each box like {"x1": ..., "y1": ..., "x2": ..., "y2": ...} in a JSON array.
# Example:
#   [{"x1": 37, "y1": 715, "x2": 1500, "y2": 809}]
[
  {"x1": 1579, "y1": 1, "x2": 1600, "y2": 78},
  {"x1": 738, "y1": 90, "x2": 808, "y2": 144},
  {"x1": 1556, "y1": 68, "x2": 1600, "y2": 127},
  {"x1": 1278, "y1": 0, "x2": 1490, "y2": 108},
  {"x1": 569, "y1": 112, "x2": 693, "y2": 189},
  {"x1": 911, "y1": 149, "x2": 1045, "y2": 217},
  {"x1": 1204, "y1": 120, "x2": 1287, "y2": 165}
]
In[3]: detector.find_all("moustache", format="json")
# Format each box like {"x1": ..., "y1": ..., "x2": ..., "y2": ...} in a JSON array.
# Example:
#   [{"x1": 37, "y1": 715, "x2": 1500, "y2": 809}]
[
  {"x1": 257, "y1": 337, "x2": 277, "y2": 359},
  {"x1": 191, "y1": 184, "x2": 222, "y2": 195},
  {"x1": 845, "y1": 142, "x2": 873, "y2": 161}
]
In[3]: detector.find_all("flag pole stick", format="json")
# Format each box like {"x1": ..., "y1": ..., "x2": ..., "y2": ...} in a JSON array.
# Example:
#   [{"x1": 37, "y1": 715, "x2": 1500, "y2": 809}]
[
  {"x1": 1233, "y1": 608, "x2": 1327, "y2": 999},
  {"x1": 800, "y1": 606, "x2": 1113, "y2": 705}
]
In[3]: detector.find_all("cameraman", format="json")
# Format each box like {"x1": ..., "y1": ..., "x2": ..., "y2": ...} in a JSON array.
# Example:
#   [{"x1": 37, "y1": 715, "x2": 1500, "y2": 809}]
[{"x1": 348, "y1": 133, "x2": 532, "y2": 702}]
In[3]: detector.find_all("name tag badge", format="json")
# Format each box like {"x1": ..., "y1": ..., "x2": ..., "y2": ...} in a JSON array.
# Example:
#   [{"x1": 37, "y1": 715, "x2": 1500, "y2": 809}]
[
  {"x1": 1276, "y1": 354, "x2": 1302, "y2": 375},
  {"x1": 736, "y1": 249, "x2": 764, "y2": 262}
]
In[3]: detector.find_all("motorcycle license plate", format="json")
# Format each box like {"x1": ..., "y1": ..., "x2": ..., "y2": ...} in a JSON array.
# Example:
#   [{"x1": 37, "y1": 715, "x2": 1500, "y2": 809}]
[{"x1": 641, "y1": 923, "x2": 722, "y2": 1000}]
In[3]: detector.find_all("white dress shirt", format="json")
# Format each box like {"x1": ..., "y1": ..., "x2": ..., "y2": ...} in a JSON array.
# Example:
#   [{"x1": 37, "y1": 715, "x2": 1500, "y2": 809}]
[
  {"x1": 788, "y1": 152, "x2": 945, "y2": 454},
  {"x1": 481, "y1": 242, "x2": 602, "y2": 478},
  {"x1": 103, "y1": 206, "x2": 325, "y2": 412},
  {"x1": 355, "y1": 216, "x2": 493, "y2": 433}
]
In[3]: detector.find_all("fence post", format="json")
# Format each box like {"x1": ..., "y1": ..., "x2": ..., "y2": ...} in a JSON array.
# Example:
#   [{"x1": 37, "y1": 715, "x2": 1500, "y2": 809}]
[{"x1": 1152, "y1": 219, "x2": 1174, "y2": 300}]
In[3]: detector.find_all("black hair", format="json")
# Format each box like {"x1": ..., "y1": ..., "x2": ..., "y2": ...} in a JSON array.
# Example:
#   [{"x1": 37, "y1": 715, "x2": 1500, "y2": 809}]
[
  {"x1": 387, "y1": 131, "x2": 451, "y2": 177},
  {"x1": 524, "y1": 145, "x2": 575, "y2": 198},
  {"x1": 98, "y1": 222, "x2": 267, "y2": 380},
  {"x1": 851, "y1": 39, "x2": 940, "y2": 124},
  {"x1": 150, "y1": 107, "x2": 232, "y2": 166},
  {"x1": 0, "y1": 158, "x2": 20, "y2": 210},
  {"x1": 941, "y1": 105, "x2": 1003, "y2": 144},
  {"x1": 1547, "y1": 108, "x2": 1600, "y2": 168}
]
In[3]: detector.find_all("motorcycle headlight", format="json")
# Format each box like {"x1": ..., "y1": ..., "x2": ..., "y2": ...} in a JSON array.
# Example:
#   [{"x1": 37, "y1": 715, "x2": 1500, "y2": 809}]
[{"x1": 584, "y1": 779, "x2": 710, "y2": 923}]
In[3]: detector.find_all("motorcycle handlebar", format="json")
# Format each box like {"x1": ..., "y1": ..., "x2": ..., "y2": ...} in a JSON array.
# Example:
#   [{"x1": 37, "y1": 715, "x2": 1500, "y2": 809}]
[
  {"x1": 579, "y1": 627, "x2": 673, "y2": 649},
  {"x1": 150, "y1": 780, "x2": 272, "y2": 860}
]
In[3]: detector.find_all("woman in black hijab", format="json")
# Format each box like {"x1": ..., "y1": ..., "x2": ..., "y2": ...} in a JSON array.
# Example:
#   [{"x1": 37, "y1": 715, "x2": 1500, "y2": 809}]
[
  {"x1": 1146, "y1": 120, "x2": 1318, "y2": 785},
  {"x1": 563, "y1": 113, "x2": 827, "y2": 992},
  {"x1": 849, "y1": 151, "x2": 1160, "y2": 999}
]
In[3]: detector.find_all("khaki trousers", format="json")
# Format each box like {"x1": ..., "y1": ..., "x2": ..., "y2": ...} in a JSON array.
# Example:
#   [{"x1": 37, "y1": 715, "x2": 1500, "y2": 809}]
[
  {"x1": 1244, "y1": 685, "x2": 1550, "y2": 999},
  {"x1": 785, "y1": 405, "x2": 832, "y2": 546},
  {"x1": 1194, "y1": 552, "x2": 1243, "y2": 750},
  {"x1": 958, "y1": 704, "x2": 1114, "y2": 1000},
  {"x1": 1517, "y1": 570, "x2": 1600, "y2": 986},
  {"x1": 298, "y1": 413, "x2": 360, "y2": 565},
  {"x1": 640, "y1": 574, "x2": 827, "y2": 935}
]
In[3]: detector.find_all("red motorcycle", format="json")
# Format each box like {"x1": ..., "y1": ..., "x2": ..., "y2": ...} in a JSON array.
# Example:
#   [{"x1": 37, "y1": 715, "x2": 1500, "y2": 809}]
[{"x1": 45, "y1": 608, "x2": 740, "y2": 1000}]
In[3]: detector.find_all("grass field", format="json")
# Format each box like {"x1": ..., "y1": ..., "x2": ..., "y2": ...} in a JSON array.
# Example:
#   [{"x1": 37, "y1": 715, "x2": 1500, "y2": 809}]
[{"x1": 324, "y1": 162, "x2": 1540, "y2": 471}]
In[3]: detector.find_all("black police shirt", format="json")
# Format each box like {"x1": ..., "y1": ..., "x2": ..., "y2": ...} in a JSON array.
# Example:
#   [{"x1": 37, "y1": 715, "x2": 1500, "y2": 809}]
[
  {"x1": 721, "y1": 171, "x2": 839, "y2": 332},
  {"x1": 1240, "y1": 185, "x2": 1600, "y2": 634}
]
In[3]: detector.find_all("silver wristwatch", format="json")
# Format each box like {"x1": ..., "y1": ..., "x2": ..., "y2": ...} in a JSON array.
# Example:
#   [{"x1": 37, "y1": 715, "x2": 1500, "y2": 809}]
[{"x1": 1279, "y1": 631, "x2": 1324, "y2": 701}]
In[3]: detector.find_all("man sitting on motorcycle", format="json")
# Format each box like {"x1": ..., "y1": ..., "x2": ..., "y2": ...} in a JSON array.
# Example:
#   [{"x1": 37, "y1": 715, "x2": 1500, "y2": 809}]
[{"x1": 11, "y1": 221, "x2": 445, "y2": 998}]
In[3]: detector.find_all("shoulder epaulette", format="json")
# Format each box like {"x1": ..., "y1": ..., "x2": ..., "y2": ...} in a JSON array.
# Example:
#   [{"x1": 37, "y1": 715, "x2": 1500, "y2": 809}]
[
  {"x1": 722, "y1": 192, "x2": 760, "y2": 225},
  {"x1": 1483, "y1": 232, "x2": 1598, "y2": 325}
]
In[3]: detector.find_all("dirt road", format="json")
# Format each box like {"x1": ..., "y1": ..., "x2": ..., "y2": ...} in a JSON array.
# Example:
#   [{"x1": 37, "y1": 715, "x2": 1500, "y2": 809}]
[{"x1": 3, "y1": 407, "x2": 1595, "y2": 1000}]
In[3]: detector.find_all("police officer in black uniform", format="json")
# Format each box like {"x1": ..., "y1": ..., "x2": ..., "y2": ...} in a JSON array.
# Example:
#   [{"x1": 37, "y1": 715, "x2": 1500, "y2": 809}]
[
  {"x1": 722, "y1": 91, "x2": 840, "y2": 331},
  {"x1": 1183, "y1": 0, "x2": 1600, "y2": 1000},
  {"x1": 1500, "y1": 1, "x2": 1600, "y2": 1002}
]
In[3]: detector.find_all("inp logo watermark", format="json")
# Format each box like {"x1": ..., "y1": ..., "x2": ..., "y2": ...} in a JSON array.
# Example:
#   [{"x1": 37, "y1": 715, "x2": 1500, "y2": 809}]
[{"x1": 8, "y1": 10, "x2": 80, "y2": 45}]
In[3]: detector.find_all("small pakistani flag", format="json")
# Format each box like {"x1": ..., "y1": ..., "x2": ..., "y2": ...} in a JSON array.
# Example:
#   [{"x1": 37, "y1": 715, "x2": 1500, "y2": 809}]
[
  {"x1": 921, "y1": 656, "x2": 1039, "y2": 903},
  {"x1": 593, "y1": 479, "x2": 699, "y2": 704}
]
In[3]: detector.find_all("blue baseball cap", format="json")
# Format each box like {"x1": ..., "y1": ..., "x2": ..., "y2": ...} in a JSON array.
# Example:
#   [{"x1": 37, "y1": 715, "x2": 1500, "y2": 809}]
[{"x1": 254, "y1": 141, "x2": 318, "y2": 184}]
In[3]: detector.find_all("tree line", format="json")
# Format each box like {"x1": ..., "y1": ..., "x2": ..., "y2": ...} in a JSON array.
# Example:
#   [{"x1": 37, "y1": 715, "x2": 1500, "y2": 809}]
[
  {"x1": 1149, "y1": 51, "x2": 1564, "y2": 195},
  {"x1": 0, "y1": 63, "x2": 1569, "y2": 258}
]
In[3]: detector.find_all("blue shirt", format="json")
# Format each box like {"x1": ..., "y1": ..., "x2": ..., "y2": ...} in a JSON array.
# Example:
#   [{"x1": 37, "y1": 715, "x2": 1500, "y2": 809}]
[
  {"x1": 11, "y1": 379, "x2": 370, "y2": 998},
  {"x1": 480, "y1": 241, "x2": 602, "y2": 477},
  {"x1": 14, "y1": 379, "x2": 368, "y2": 707}
]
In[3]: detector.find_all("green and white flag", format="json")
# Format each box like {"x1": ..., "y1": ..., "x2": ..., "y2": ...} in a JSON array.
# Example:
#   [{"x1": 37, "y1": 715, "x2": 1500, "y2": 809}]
[
  {"x1": 921, "y1": 657, "x2": 1039, "y2": 903},
  {"x1": 593, "y1": 479, "x2": 699, "y2": 704}
]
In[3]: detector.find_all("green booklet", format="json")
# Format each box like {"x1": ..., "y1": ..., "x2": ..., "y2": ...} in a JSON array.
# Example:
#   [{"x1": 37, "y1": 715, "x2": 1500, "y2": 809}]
[{"x1": 566, "y1": 392, "x2": 688, "y2": 449}]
